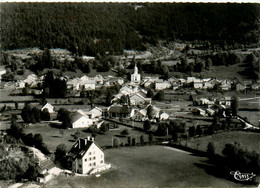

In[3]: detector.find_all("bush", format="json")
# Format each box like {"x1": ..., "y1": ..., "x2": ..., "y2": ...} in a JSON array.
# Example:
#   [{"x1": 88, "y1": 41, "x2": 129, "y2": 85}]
[
  {"x1": 120, "y1": 129, "x2": 129, "y2": 136},
  {"x1": 207, "y1": 142, "x2": 215, "y2": 156}
]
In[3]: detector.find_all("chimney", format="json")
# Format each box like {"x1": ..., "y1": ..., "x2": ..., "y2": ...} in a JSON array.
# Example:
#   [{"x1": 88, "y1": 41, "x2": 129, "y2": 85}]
[
  {"x1": 85, "y1": 138, "x2": 87, "y2": 145},
  {"x1": 91, "y1": 137, "x2": 95, "y2": 142},
  {"x1": 87, "y1": 136, "x2": 91, "y2": 141},
  {"x1": 78, "y1": 139, "x2": 81, "y2": 149}
]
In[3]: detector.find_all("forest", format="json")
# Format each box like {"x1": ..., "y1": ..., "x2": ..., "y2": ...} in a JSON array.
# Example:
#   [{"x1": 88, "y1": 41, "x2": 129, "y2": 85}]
[{"x1": 1, "y1": 3, "x2": 260, "y2": 56}]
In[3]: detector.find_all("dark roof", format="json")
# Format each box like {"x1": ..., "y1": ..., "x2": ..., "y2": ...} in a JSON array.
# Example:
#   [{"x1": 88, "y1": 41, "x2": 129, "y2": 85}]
[
  {"x1": 38, "y1": 159, "x2": 55, "y2": 171},
  {"x1": 67, "y1": 138, "x2": 103, "y2": 160},
  {"x1": 108, "y1": 105, "x2": 131, "y2": 114}
]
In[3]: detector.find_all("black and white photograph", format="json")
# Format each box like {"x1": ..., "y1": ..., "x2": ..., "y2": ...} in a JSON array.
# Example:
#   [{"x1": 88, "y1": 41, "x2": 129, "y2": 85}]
[{"x1": 0, "y1": 1, "x2": 259, "y2": 187}]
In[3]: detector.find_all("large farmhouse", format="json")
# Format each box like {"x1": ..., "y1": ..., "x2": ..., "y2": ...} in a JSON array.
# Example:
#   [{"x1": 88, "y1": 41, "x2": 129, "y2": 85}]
[{"x1": 67, "y1": 137, "x2": 111, "y2": 174}]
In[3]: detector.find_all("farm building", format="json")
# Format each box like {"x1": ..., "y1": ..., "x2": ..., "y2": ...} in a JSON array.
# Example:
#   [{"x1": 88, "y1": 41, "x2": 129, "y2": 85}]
[
  {"x1": 41, "y1": 103, "x2": 54, "y2": 113},
  {"x1": 67, "y1": 137, "x2": 111, "y2": 174},
  {"x1": 71, "y1": 113, "x2": 93, "y2": 128}
]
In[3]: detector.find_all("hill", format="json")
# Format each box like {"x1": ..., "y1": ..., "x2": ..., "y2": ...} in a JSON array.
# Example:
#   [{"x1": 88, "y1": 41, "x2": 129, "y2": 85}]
[{"x1": 1, "y1": 3, "x2": 259, "y2": 56}]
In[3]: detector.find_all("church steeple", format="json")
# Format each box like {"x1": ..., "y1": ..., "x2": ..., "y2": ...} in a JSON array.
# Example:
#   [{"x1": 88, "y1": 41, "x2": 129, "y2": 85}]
[
  {"x1": 131, "y1": 63, "x2": 141, "y2": 84},
  {"x1": 134, "y1": 64, "x2": 138, "y2": 74}
]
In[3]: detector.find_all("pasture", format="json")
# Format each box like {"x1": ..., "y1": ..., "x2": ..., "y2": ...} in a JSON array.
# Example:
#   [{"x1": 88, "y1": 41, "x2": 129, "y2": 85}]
[
  {"x1": 183, "y1": 131, "x2": 260, "y2": 155},
  {"x1": 46, "y1": 146, "x2": 243, "y2": 187}
]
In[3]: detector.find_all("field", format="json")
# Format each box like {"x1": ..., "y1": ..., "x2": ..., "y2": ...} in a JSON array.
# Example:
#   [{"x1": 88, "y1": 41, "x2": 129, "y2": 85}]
[
  {"x1": 183, "y1": 131, "x2": 260, "y2": 155},
  {"x1": 23, "y1": 123, "x2": 150, "y2": 152},
  {"x1": 46, "y1": 146, "x2": 243, "y2": 187}
]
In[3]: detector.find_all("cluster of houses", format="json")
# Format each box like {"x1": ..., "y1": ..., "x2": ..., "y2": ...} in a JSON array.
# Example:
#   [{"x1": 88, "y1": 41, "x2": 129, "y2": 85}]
[
  {"x1": 142, "y1": 76, "x2": 260, "y2": 91},
  {"x1": 192, "y1": 96, "x2": 232, "y2": 117}
]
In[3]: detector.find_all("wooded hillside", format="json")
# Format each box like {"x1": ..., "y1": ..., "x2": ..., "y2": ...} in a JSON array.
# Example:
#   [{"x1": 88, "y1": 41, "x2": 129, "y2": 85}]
[{"x1": 1, "y1": 3, "x2": 259, "y2": 55}]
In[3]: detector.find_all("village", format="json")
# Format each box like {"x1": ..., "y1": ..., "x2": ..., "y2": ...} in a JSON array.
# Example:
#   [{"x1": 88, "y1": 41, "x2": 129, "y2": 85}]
[{"x1": 0, "y1": 41, "x2": 260, "y2": 187}]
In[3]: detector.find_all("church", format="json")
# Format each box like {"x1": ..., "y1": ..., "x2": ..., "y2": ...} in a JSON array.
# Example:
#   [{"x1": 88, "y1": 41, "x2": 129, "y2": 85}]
[{"x1": 131, "y1": 64, "x2": 141, "y2": 84}]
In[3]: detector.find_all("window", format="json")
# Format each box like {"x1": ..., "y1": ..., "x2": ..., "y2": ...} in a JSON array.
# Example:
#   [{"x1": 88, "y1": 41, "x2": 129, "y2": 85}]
[
  {"x1": 93, "y1": 157, "x2": 96, "y2": 160},
  {"x1": 93, "y1": 162, "x2": 96, "y2": 166},
  {"x1": 101, "y1": 160, "x2": 103, "y2": 163},
  {"x1": 85, "y1": 159, "x2": 87, "y2": 162},
  {"x1": 79, "y1": 164, "x2": 82, "y2": 168},
  {"x1": 89, "y1": 157, "x2": 91, "y2": 161},
  {"x1": 89, "y1": 152, "x2": 91, "y2": 155},
  {"x1": 89, "y1": 163, "x2": 91, "y2": 166}
]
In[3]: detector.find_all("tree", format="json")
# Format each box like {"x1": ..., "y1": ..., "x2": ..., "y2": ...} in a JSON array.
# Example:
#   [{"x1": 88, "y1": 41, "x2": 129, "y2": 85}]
[
  {"x1": 207, "y1": 142, "x2": 215, "y2": 156},
  {"x1": 143, "y1": 120, "x2": 151, "y2": 131},
  {"x1": 196, "y1": 125, "x2": 202, "y2": 136},
  {"x1": 15, "y1": 102, "x2": 18, "y2": 110},
  {"x1": 140, "y1": 135, "x2": 145, "y2": 145},
  {"x1": 31, "y1": 107, "x2": 41, "y2": 123},
  {"x1": 120, "y1": 129, "x2": 129, "y2": 136},
  {"x1": 231, "y1": 95, "x2": 238, "y2": 117},
  {"x1": 21, "y1": 104, "x2": 32, "y2": 123},
  {"x1": 147, "y1": 105, "x2": 154, "y2": 120},
  {"x1": 188, "y1": 126, "x2": 196, "y2": 137},
  {"x1": 153, "y1": 90, "x2": 165, "y2": 101},
  {"x1": 33, "y1": 134, "x2": 43, "y2": 148},
  {"x1": 100, "y1": 123, "x2": 109, "y2": 133},
  {"x1": 57, "y1": 108, "x2": 71, "y2": 129},
  {"x1": 127, "y1": 136, "x2": 132, "y2": 146},
  {"x1": 54, "y1": 144, "x2": 67, "y2": 161},
  {"x1": 146, "y1": 89, "x2": 154, "y2": 98},
  {"x1": 113, "y1": 138, "x2": 119, "y2": 147},
  {"x1": 148, "y1": 133, "x2": 154, "y2": 145},
  {"x1": 156, "y1": 123, "x2": 167, "y2": 136},
  {"x1": 132, "y1": 138, "x2": 136, "y2": 146},
  {"x1": 172, "y1": 132, "x2": 179, "y2": 142},
  {"x1": 23, "y1": 165, "x2": 38, "y2": 181},
  {"x1": 41, "y1": 108, "x2": 50, "y2": 121}
]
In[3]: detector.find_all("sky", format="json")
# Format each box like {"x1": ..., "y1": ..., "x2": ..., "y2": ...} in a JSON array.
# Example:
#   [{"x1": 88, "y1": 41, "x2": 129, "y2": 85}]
[{"x1": 1, "y1": 0, "x2": 259, "y2": 2}]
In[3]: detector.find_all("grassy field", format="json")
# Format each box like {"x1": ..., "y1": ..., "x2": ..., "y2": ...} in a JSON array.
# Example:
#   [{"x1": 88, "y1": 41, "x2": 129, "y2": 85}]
[
  {"x1": 183, "y1": 131, "x2": 260, "y2": 155},
  {"x1": 46, "y1": 146, "x2": 244, "y2": 187},
  {"x1": 23, "y1": 123, "x2": 150, "y2": 152}
]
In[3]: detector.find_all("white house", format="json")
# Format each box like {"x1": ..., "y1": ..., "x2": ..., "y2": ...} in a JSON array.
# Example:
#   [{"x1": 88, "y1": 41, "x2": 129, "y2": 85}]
[
  {"x1": 41, "y1": 103, "x2": 54, "y2": 113},
  {"x1": 36, "y1": 159, "x2": 55, "y2": 183},
  {"x1": 84, "y1": 80, "x2": 96, "y2": 90},
  {"x1": 71, "y1": 113, "x2": 93, "y2": 128},
  {"x1": 86, "y1": 107, "x2": 103, "y2": 119},
  {"x1": 129, "y1": 93, "x2": 151, "y2": 106},
  {"x1": 155, "y1": 79, "x2": 170, "y2": 91},
  {"x1": 68, "y1": 137, "x2": 110, "y2": 174},
  {"x1": 220, "y1": 80, "x2": 232, "y2": 91},
  {"x1": 160, "y1": 112, "x2": 169, "y2": 120},
  {"x1": 132, "y1": 109, "x2": 147, "y2": 121},
  {"x1": 194, "y1": 79, "x2": 203, "y2": 89}
]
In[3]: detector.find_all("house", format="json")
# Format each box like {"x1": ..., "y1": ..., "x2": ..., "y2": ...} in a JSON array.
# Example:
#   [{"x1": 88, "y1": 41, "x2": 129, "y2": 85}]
[
  {"x1": 206, "y1": 108, "x2": 215, "y2": 116},
  {"x1": 220, "y1": 80, "x2": 232, "y2": 91},
  {"x1": 84, "y1": 79, "x2": 96, "y2": 90},
  {"x1": 129, "y1": 93, "x2": 151, "y2": 106},
  {"x1": 132, "y1": 109, "x2": 147, "y2": 121},
  {"x1": 36, "y1": 159, "x2": 55, "y2": 183},
  {"x1": 108, "y1": 104, "x2": 135, "y2": 118},
  {"x1": 160, "y1": 112, "x2": 169, "y2": 120},
  {"x1": 203, "y1": 79, "x2": 215, "y2": 89},
  {"x1": 67, "y1": 137, "x2": 111, "y2": 174},
  {"x1": 94, "y1": 75, "x2": 104, "y2": 85},
  {"x1": 117, "y1": 77, "x2": 124, "y2": 85},
  {"x1": 194, "y1": 79, "x2": 203, "y2": 89},
  {"x1": 71, "y1": 113, "x2": 93, "y2": 128},
  {"x1": 0, "y1": 67, "x2": 6, "y2": 82},
  {"x1": 187, "y1": 77, "x2": 196, "y2": 84},
  {"x1": 67, "y1": 78, "x2": 80, "y2": 90},
  {"x1": 155, "y1": 79, "x2": 171, "y2": 91},
  {"x1": 16, "y1": 80, "x2": 26, "y2": 88},
  {"x1": 86, "y1": 107, "x2": 103, "y2": 119},
  {"x1": 41, "y1": 103, "x2": 54, "y2": 113},
  {"x1": 252, "y1": 83, "x2": 260, "y2": 90},
  {"x1": 194, "y1": 108, "x2": 206, "y2": 117},
  {"x1": 200, "y1": 98, "x2": 210, "y2": 105},
  {"x1": 236, "y1": 82, "x2": 247, "y2": 91}
]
